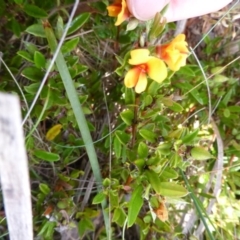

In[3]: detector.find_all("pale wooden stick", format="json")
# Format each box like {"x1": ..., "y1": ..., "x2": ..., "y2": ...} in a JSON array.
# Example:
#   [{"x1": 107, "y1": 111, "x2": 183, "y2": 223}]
[{"x1": 0, "y1": 93, "x2": 33, "y2": 240}]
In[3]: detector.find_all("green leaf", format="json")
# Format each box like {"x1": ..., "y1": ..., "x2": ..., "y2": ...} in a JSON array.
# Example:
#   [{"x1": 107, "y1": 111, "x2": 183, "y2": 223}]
[
  {"x1": 92, "y1": 192, "x2": 106, "y2": 204},
  {"x1": 212, "y1": 74, "x2": 228, "y2": 83},
  {"x1": 17, "y1": 50, "x2": 33, "y2": 63},
  {"x1": 177, "y1": 65, "x2": 196, "y2": 77},
  {"x1": 24, "y1": 82, "x2": 41, "y2": 94},
  {"x1": 191, "y1": 147, "x2": 214, "y2": 160},
  {"x1": 210, "y1": 66, "x2": 225, "y2": 75},
  {"x1": 124, "y1": 87, "x2": 135, "y2": 105},
  {"x1": 11, "y1": 19, "x2": 21, "y2": 37},
  {"x1": 181, "y1": 129, "x2": 199, "y2": 144},
  {"x1": 161, "y1": 97, "x2": 183, "y2": 112},
  {"x1": 109, "y1": 190, "x2": 119, "y2": 209},
  {"x1": 61, "y1": 38, "x2": 79, "y2": 54},
  {"x1": 34, "y1": 51, "x2": 46, "y2": 69},
  {"x1": 46, "y1": 222, "x2": 56, "y2": 238},
  {"x1": 115, "y1": 130, "x2": 130, "y2": 145},
  {"x1": 126, "y1": 19, "x2": 139, "y2": 31},
  {"x1": 145, "y1": 170, "x2": 161, "y2": 194},
  {"x1": 138, "y1": 142, "x2": 148, "y2": 158},
  {"x1": 113, "y1": 208, "x2": 127, "y2": 227},
  {"x1": 34, "y1": 150, "x2": 60, "y2": 162},
  {"x1": 120, "y1": 109, "x2": 134, "y2": 126},
  {"x1": 148, "y1": 12, "x2": 166, "y2": 40},
  {"x1": 39, "y1": 183, "x2": 50, "y2": 195},
  {"x1": 143, "y1": 94, "x2": 153, "y2": 107},
  {"x1": 161, "y1": 168, "x2": 178, "y2": 179},
  {"x1": 26, "y1": 24, "x2": 46, "y2": 38},
  {"x1": 21, "y1": 66, "x2": 44, "y2": 81},
  {"x1": 113, "y1": 136, "x2": 122, "y2": 159},
  {"x1": 134, "y1": 159, "x2": 145, "y2": 171},
  {"x1": 157, "y1": 142, "x2": 172, "y2": 155},
  {"x1": 159, "y1": 182, "x2": 188, "y2": 197},
  {"x1": 38, "y1": 221, "x2": 56, "y2": 238},
  {"x1": 139, "y1": 129, "x2": 156, "y2": 143},
  {"x1": 78, "y1": 218, "x2": 94, "y2": 237},
  {"x1": 223, "y1": 108, "x2": 231, "y2": 118},
  {"x1": 57, "y1": 200, "x2": 69, "y2": 209},
  {"x1": 67, "y1": 13, "x2": 90, "y2": 35},
  {"x1": 128, "y1": 185, "x2": 143, "y2": 227},
  {"x1": 147, "y1": 80, "x2": 162, "y2": 95},
  {"x1": 56, "y1": 16, "x2": 64, "y2": 39},
  {"x1": 23, "y1": 4, "x2": 48, "y2": 18}
]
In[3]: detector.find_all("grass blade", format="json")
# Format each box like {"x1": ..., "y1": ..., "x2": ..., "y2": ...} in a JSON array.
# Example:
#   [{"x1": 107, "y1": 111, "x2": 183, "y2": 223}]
[{"x1": 43, "y1": 20, "x2": 110, "y2": 237}]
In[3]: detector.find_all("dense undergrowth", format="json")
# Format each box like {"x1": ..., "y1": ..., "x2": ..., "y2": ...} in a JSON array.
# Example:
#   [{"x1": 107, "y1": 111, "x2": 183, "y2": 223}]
[{"x1": 0, "y1": 0, "x2": 240, "y2": 239}]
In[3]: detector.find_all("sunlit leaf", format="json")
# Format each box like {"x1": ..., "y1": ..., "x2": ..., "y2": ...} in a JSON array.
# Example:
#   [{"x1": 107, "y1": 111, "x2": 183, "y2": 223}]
[
  {"x1": 26, "y1": 24, "x2": 46, "y2": 38},
  {"x1": 145, "y1": 170, "x2": 161, "y2": 194},
  {"x1": 159, "y1": 182, "x2": 188, "y2": 197},
  {"x1": 181, "y1": 129, "x2": 199, "y2": 144},
  {"x1": 191, "y1": 147, "x2": 214, "y2": 160},
  {"x1": 138, "y1": 142, "x2": 148, "y2": 158},
  {"x1": 128, "y1": 185, "x2": 143, "y2": 227},
  {"x1": 39, "y1": 183, "x2": 50, "y2": 195},
  {"x1": 92, "y1": 192, "x2": 106, "y2": 204},
  {"x1": 113, "y1": 208, "x2": 127, "y2": 227},
  {"x1": 46, "y1": 124, "x2": 62, "y2": 141},
  {"x1": 120, "y1": 109, "x2": 134, "y2": 126}
]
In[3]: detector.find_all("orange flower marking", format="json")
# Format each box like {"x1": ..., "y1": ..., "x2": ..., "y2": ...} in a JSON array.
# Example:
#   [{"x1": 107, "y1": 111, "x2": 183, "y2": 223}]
[
  {"x1": 154, "y1": 201, "x2": 168, "y2": 222},
  {"x1": 124, "y1": 49, "x2": 167, "y2": 93},
  {"x1": 156, "y1": 34, "x2": 189, "y2": 71},
  {"x1": 107, "y1": 0, "x2": 131, "y2": 26}
]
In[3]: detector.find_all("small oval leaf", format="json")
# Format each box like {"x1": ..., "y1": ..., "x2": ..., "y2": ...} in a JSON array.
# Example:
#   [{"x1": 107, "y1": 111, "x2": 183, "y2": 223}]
[
  {"x1": 67, "y1": 13, "x2": 90, "y2": 35},
  {"x1": 26, "y1": 24, "x2": 46, "y2": 38},
  {"x1": 191, "y1": 147, "x2": 214, "y2": 160},
  {"x1": 120, "y1": 109, "x2": 134, "y2": 126},
  {"x1": 39, "y1": 183, "x2": 50, "y2": 195},
  {"x1": 138, "y1": 142, "x2": 149, "y2": 159},
  {"x1": 34, "y1": 51, "x2": 46, "y2": 69},
  {"x1": 61, "y1": 38, "x2": 79, "y2": 54},
  {"x1": 92, "y1": 192, "x2": 106, "y2": 204},
  {"x1": 139, "y1": 129, "x2": 156, "y2": 143},
  {"x1": 159, "y1": 182, "x2": 188, "y2": 198},
  {"x1": 23, "y1": 4, "x2": 48, "y2": 18},
  {"x1": 21, "y1": 66, "x2": 44, "y2": 81},
  {"x1": 46, "y1": 124, "x2": 62, "y2": 141},
  {"x1": 34, "y1": 150, "x2": 60, "y2": 162}
]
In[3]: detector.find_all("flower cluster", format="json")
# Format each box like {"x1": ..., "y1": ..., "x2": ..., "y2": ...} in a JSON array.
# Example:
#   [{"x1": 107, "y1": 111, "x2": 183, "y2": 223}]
[
  {"x1": 125, "y1": 34, "x2": 189, "y2": 93},
  {"x1": 107, "y1": 1, "x2": 189, "y2": 93},
  {"x1": 107, "y1": 0, "x2": 131, "y2": 26},
  {"x1": 156, "y1": 34, "x2": 189, "y2": 72},
  {"x1": 124, "y1": 49, "x2": 167, "y2": 94}
]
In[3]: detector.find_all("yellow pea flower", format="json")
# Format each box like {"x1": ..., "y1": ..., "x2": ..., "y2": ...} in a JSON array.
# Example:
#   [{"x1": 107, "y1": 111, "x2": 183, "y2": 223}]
[
  {"x1": 107, "y1": 0, "x2": 131, "y2": 26},
  {"x1": 156, "y1": 34, "x2": 189, "y2": 72},
  {"x1": 124, "y1": 49, "x2": 167, "y2": 93}
]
